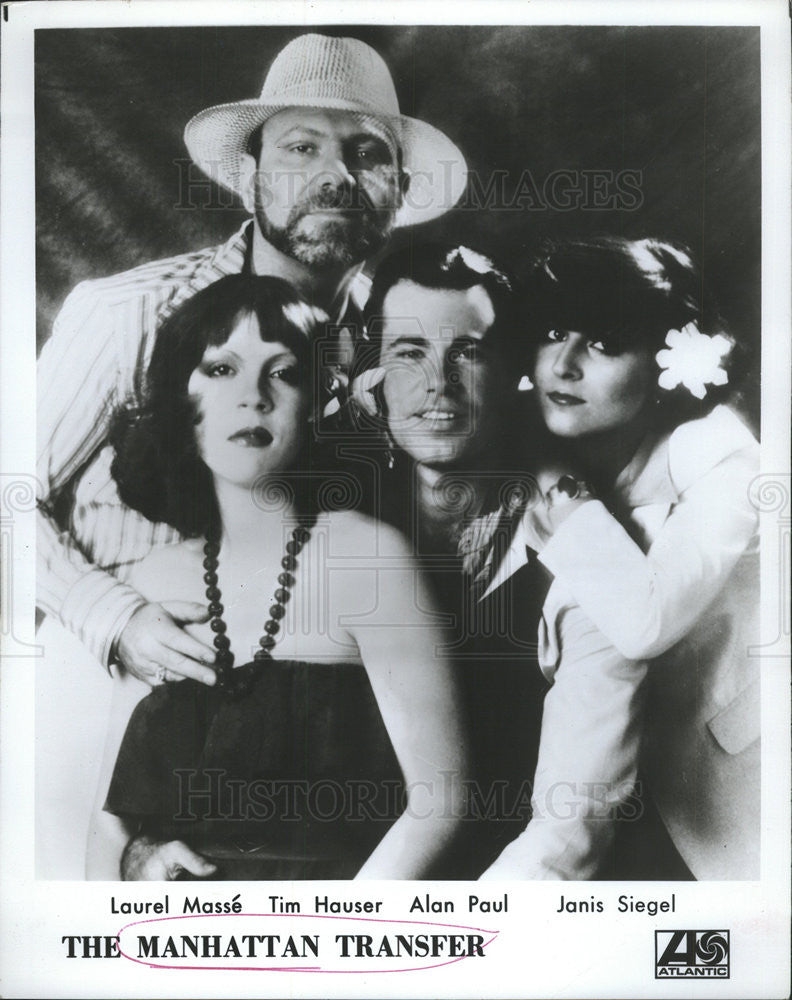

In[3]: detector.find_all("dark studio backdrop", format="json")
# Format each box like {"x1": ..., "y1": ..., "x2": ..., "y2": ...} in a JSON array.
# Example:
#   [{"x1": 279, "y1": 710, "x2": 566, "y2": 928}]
[{"x1": 35, "y1": 24, "x2": 761, "y2": 421}]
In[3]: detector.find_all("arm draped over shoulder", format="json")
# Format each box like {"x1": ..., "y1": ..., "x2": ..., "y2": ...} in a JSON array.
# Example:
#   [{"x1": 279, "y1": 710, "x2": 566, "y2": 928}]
[{"x1": 538, "y1": 407, "x2": 759, "y2": 660}]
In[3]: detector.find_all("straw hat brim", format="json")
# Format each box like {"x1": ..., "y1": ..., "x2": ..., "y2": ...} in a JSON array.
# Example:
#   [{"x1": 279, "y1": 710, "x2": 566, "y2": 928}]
[{"x1": 184, "y1": 99, "x2": 468, "y2": 228}]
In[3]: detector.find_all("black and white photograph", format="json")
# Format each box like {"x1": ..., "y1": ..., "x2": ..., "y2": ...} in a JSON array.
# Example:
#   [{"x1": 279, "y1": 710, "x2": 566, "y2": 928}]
[{"x1": 1, "y1": 1, "x2": 789, "y2": 997}]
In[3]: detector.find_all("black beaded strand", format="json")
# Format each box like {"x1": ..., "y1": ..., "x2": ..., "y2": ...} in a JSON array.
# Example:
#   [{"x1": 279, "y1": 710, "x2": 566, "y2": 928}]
[{"x1": 202, "y1": 519, "x2": 314, "y2": 697}]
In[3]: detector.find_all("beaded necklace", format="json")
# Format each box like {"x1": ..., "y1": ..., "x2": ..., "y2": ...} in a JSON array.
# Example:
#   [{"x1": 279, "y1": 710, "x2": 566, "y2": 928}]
[{"x1": 202, "y1": 517, "x2": 314, "y2": 698}]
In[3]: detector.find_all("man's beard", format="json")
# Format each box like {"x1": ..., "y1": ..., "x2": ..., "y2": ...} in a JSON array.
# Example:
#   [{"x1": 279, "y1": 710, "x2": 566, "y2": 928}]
[{"x1": 255, "y1": 186, "x2": 396, "y2": 269}]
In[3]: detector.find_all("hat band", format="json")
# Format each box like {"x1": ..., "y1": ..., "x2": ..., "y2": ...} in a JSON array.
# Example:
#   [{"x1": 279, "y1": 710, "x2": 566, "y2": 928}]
[{"x1": 261, "y1": 82, "x2": 400, "y2": 117}]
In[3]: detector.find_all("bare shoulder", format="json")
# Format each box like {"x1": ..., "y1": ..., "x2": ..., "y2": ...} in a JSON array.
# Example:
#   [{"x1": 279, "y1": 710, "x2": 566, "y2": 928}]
[
  {"x1": 322, "y1": 511, "x2": 437, "y2": 629},
  {"x1": 322, "y1": 510, "x2": 415, "y2": 560},
  {"x1": 126, "y1": 539, "x2": 204, "y2": 604}
]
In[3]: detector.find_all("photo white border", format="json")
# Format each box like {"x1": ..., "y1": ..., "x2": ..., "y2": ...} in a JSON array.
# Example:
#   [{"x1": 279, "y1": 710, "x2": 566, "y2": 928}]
[{"x1": 2, "y1": 2, "x2": 789, "y2": 997}]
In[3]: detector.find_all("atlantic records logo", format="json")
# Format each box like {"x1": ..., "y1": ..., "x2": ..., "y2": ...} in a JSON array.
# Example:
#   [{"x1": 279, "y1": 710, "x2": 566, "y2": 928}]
[{"x1": 655, "y1": 930, "x2": 730, "y2": 978}]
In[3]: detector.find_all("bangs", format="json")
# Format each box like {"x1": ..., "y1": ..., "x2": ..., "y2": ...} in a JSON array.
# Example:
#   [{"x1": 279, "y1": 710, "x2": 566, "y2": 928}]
[
  {"x1": 529, "y1": 249, "x2": 695, "y2": 352},
  {"x1": 205, "y1": 302, "x2": 321, "y2": 364},
  {"x1": 198, "y1": 281, "x2": 328, "y2": 378},
  {"x1": 148, "y1": 275, "x2": 325, "y2": 409},
  {"x1": 539, "y1": 315, "x2": 656, "y2": 357}
]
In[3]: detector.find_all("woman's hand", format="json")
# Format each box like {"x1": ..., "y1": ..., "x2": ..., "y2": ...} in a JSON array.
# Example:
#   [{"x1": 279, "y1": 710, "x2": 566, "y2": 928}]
[
  {"x1": 531, "y1": 462, "x2": 579, "y2": 497},
  {"x1": 120, "y1": 834, "x2": 217, "y2": 880},
  {"x1": 115, "y1": 601, "x2": 217, "y2": 686},
  {"x1": 523, "y1": 465, "x2": 596, "y2": 550}
]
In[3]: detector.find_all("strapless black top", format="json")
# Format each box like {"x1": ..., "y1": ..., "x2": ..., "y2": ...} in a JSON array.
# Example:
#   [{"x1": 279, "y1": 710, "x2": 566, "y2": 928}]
[{"x1": 105, "y1": 658, "x2": 405, "y2": 880}]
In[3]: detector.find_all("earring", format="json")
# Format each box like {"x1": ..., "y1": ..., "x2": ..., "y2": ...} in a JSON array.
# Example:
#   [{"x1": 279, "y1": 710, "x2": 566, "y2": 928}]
[
  {"x1": 383, "y1": 428, "x2": 397, "y2": 470},
  {"x1": 518, "y1": 375, "x2": 534, "y2": 391}
]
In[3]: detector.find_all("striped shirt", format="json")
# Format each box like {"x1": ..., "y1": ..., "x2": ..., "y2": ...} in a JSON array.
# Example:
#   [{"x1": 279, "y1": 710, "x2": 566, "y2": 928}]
[{"x1": 37, "y1": 222, "x2": 370, "y2": 667}]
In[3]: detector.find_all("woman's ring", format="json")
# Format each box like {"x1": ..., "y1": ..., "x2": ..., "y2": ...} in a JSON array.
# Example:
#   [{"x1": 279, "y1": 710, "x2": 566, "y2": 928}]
[{"x1": 156, "y1": 665, "x2": 168, "y2": 683}]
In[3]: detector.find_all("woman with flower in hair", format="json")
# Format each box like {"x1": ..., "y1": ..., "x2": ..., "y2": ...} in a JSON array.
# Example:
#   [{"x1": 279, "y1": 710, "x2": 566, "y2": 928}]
[
  {"x1": 350, "y1": 242, "x2": 650, "y2": 879},
  {"x1": 481, "y1": 236, "x2": 759, "y2": 880}
]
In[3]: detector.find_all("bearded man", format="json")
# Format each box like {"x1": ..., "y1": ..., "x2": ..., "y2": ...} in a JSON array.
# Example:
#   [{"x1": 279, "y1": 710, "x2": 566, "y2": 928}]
[{"x1": 37, "y1": 33, "x2": 467, "y2": 683}]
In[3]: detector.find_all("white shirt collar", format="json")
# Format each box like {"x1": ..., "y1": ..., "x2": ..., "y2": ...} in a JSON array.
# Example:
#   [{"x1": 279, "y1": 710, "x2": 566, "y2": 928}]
[
  {"x1": 481, "y1": 512, "x2": 544, "y2": 600},
  {"x1": 481, "y1": 406, "x2": 756, "y2": 601}
]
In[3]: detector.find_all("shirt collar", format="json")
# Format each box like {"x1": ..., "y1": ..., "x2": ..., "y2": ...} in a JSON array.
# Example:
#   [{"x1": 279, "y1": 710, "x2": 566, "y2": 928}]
[
  {"x1": 162, "y1": 222, "x2": 251, "y2": 322},
  {"x1": 481, "y1": 407, "x2": 755, "y2": 601},
  {"x1": 613, "y1": 426, "x2": 679, "y2": 509},
  {"x1": 172, "y1": 219, "x2": 369, "y2": 324},
  {"x1": 481, "y1": 430, "x2": 678, "y2": 602},
  {"x1": 481, "y1": 513, "x2": 543, "y2": 600},
  {"x1": 614, "y1": 405, "x2": 756, "y2": 509},
  {"x1": 202, "y1": 220, "x2": 252, "y2": 279},
  {"x1": 244, "y1": 221, "x2": 371, "y2": 325}
]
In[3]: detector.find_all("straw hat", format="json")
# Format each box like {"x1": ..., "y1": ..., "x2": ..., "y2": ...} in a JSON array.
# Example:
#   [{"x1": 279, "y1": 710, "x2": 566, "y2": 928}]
[{"x1": 184, "y1": 33, "x2": 468, "y2": 228}]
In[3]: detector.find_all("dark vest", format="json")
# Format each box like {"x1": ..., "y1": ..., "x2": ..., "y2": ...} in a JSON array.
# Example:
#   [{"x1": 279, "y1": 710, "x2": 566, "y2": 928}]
[{"x1": 429, "y1": 555, "x2": 550, "y2": 876}]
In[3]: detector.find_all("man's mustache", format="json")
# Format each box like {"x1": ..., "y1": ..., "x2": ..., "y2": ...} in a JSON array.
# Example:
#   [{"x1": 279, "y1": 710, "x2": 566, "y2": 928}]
[{"x1": 296, "y1": 181, "x2": 393, "y2": 217}]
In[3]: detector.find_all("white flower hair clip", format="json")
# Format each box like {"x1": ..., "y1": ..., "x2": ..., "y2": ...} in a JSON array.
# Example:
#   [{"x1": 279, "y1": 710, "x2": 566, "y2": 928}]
[{"x1": 655, "y1": 321, "x2": 730, "y2": 400}]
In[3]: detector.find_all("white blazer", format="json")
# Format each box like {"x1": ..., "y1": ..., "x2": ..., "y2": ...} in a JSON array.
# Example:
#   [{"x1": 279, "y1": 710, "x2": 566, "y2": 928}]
[{"x1": 481, "y1": 406, "x2": 760, "y2": 880}]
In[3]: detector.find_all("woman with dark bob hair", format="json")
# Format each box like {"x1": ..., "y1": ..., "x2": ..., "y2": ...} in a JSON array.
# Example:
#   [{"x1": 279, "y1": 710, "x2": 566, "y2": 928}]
[
  {"x1": 87, "y1": 273, "x2": 470, "y2": 881},
  {"x1": 480, "y1": 237, "x2": 759, "y2": 880}
]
